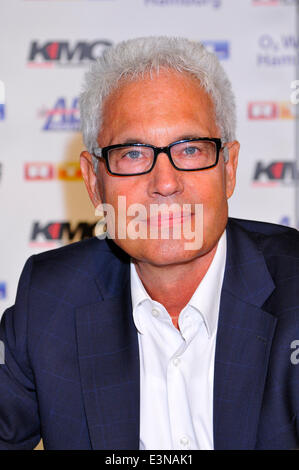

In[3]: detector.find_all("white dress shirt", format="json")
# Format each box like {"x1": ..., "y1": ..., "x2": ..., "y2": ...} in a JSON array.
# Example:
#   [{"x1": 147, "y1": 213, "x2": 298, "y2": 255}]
[{"x1": 130, "y1": 230, "x2": 227, "y2": 450}]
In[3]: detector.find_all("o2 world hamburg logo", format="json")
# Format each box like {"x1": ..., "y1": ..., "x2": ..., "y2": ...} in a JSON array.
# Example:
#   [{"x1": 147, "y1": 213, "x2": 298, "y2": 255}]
[
  {"x1": 38, "y1": 97, "x2": 80, "y2": 131},
  {"x1": 0, "y1": 81, "x2": 5, "y2": 121},
  {"x1": 27, "y1": 40, "x2": 113, "y2": 67}
]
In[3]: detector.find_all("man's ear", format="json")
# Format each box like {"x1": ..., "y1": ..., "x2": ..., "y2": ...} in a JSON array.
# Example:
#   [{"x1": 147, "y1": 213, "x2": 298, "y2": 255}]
[
  {"x1": 80, "y1": 151, "x2": 102, "y2": 208},
  {"x1": 224, "y1": 140, "x2": 240, "y2": 200}
]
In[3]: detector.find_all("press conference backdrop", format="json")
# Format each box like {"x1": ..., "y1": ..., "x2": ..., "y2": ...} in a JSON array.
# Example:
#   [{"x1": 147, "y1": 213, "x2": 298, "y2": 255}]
[{"x1": 0, "y1": 0, "x2": 297, "y2": 312}]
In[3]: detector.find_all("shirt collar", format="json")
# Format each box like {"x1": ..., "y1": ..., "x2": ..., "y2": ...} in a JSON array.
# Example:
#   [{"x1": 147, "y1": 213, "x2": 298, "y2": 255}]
[
  {"x1": 187, "y1": 230, "x2": 226, "y2": 338},
  {"x1": 130, "y1": 230, "x2": 227, "y2": 337},
  {"x1": 130, "y1": 261, "x2": 152, "y2": 334}
]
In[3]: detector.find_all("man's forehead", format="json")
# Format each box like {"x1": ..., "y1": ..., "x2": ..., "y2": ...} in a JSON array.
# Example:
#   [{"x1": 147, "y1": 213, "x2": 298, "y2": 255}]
[
  {"x1": 98, "y1": 70, "x2": 218, "y2": 146},
  {"x1": 113, "y1": 67, "x2": 201, "y2": 91},
  {"x1": 99, "y1": 117, "x2": 219, "y2": 148}
]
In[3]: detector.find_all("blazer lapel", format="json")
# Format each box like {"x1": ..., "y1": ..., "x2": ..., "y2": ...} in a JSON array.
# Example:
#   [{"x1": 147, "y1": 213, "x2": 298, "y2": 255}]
[
  {"x1": 75, "y1": 242, "x2": 139, "y2": 450},
  {"x1": 213, "y1": 220, "x2": 277, "y2": 450}
]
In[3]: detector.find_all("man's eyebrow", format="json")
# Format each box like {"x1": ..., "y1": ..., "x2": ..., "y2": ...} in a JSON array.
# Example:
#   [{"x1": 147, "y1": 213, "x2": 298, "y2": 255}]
[
  {"x1": 120, "y1": 139, "x2": 144, "y2": 145},
  {"x1": 116, "y1": 135, "x2": 207, "y2": 146},
  {"x1": 175, "y1": 135, "x2": 207, "y2": 141}
]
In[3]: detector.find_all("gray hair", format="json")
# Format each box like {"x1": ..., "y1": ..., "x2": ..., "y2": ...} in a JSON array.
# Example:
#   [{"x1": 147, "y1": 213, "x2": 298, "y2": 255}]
[{"x1": 79, "y1": 36, "x2": 236, "y2": 171}]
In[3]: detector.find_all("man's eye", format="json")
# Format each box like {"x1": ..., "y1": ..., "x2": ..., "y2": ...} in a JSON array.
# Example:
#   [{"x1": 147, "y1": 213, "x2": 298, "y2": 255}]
[
  {"x1": 183, "y1": 146, "x2": 200, "y2": 155},
  {"x1": 124, "y1": 150, "x2": 142, "y2": 159}
]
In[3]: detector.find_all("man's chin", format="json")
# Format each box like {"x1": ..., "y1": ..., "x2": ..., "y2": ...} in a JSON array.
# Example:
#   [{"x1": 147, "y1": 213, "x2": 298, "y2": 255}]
[{"x1": 115, "y1": 238, "x2": 204, "y2": 267}]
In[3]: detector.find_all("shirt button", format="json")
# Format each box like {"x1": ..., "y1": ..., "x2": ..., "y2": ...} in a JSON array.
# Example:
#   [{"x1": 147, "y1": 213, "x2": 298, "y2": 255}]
[
  {"x1": 172, "y1": 357, "x2": 181, "y2": 367},
  {"x1": 151, "y1": 308, "x2": 160, "y2": 318},
  {"x1": 179, "y1": 436, "x2": 190, "y2": 448}
]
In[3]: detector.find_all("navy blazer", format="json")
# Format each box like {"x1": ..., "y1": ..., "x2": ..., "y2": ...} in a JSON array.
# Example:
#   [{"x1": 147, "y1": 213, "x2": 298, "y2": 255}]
[{"x1": 1, "y1": 217, "x2": 299, "y2": 450}]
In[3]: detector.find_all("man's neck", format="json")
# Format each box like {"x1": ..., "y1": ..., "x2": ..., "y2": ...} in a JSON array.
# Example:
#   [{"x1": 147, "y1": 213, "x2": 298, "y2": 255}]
[{"x1": 133, "y1": 243, "x2": 218, "y2": 329}]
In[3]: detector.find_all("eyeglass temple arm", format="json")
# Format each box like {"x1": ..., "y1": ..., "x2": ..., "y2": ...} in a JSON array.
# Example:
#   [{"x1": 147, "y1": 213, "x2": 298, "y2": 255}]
[
  {"x1": 222, "y1": 145, "x2": 229, "y2": 163},
  {"x1": 93, "y1": 148, "x2": 102, "y2": 158}
]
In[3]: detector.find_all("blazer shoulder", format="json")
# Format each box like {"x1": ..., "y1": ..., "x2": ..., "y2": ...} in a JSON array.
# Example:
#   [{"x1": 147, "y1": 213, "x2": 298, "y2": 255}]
[
  {"x1": 229, "y1": 217, "x2": 299, "y2": 259},
  {"x1": 20, "y1": 237, "x2": 115, "y2": 307},
  {"x1": 30, "y1": 236, "x2": 120, "y2": 279},
  {"x1": 228, "y1": 218, "x2": 299, "y2": 322},
  {"x1": 23, "y1": 236, "x2": 130, "y2": 307},
  {"x1": 32, "y1": 236, "x2": 109, "y2": 265}
]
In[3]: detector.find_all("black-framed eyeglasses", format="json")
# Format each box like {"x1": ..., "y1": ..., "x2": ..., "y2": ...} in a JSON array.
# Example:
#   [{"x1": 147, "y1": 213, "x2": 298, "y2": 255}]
[{"x1": 93, "y1": 137, "x2": 225, "y2": 176}]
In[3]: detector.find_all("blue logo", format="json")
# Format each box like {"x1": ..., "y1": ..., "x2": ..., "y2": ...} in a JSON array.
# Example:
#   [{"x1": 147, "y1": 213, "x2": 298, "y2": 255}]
[
  {"x1": 202, "y1": 41, "x2": 230, "y2": 60},
  {"x1": 279, "y1": 216, "x2": 291, "y2": 226},
  {"x1": 0, "y1": 283, "x2": 6, "y2": 300},
  {"x1": 0, "y1": 81, "x2": 5, "y2": 121},
  {"x1": 41, "y1": 97, "x2": 80, "y2": 131},
  {"x1": 278, "y1": 216, "x2": 299, "y2": 229}
]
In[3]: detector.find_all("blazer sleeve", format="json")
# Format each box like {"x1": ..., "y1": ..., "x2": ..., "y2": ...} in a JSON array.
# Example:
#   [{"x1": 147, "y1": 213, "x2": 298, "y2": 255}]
[{"x1": 0, "y1": 256, "x2": 41, "y2": 449}]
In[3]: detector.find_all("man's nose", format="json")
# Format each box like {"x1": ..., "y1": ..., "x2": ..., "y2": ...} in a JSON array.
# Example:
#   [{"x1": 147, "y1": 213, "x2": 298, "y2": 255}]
[{"x1": 147, "y1": 151, "x2": 183, "y2": 198}]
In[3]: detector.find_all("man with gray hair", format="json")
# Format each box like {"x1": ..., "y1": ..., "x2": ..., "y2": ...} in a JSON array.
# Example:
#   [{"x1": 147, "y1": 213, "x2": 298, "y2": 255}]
[{"x1": 1, "y1": 36, "x2": 299, "y2": 450}]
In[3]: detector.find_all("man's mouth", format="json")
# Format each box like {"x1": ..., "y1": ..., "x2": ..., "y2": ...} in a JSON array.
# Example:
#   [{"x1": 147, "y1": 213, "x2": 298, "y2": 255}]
[{"x1": 140, "y1": 212, "x2": 194, "y2": 228}]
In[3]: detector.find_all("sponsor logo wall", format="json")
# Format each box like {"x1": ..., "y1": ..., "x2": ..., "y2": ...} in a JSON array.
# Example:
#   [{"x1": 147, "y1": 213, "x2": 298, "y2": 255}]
[{"x1": 0, "y1": 0, "x2": 296, "y2": 311}]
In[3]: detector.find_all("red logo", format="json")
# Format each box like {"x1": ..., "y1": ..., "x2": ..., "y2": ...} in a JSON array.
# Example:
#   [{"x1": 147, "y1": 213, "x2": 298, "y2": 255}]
[
  {"x1": 248, "y1": 102, "x2": 278, "y2": 120},
  {"x1": 24, "y1": 163, "x2": 54, "y2": 180},
  {"x1": 24, "y1": 162, "x2": 82, "y2": 181},
  {"x1": 248, "y1": 102, "x2": 295, "y2": 120}
]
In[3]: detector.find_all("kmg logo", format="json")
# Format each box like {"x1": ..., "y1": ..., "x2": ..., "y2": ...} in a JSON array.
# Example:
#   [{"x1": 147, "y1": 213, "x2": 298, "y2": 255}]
[
  {"x1": 28, "y1": 40, "x2": 113, "y2": 67},
  {"x1": 253, "y1": 161, "x2": 299, "y2": 186},
  {"x1": 30, "y1": 221, "x2": 97, "y2": 247}
]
